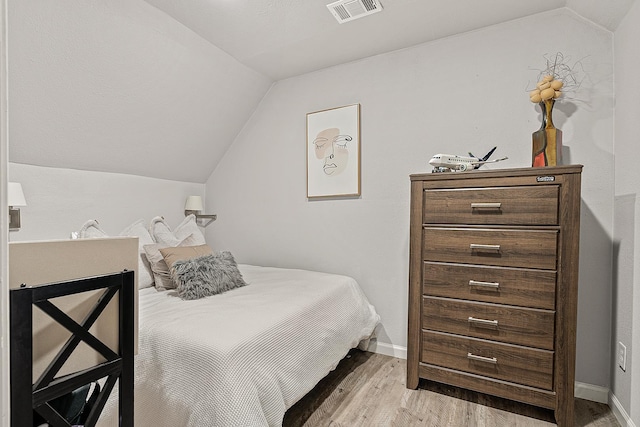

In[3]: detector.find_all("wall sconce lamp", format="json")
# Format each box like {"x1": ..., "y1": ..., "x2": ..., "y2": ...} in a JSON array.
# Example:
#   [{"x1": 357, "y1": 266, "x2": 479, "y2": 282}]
[
  {"x1": 8, "y1": 182, "x2": 27, "y2": 231},
  {"x1": 184, "y1": 195, "x2": 217, "y2": 227}
]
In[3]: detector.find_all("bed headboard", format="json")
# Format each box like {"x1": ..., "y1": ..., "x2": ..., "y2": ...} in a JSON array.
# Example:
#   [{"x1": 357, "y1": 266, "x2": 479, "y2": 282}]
[{"x1": 9, "y1": 237, "x2": 139, "y2": 379}]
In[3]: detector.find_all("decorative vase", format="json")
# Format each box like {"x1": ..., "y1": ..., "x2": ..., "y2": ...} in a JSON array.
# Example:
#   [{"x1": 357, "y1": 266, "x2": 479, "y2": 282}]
[{"x1": 531, "y1": 99, "x2": 562, "y2": 167}]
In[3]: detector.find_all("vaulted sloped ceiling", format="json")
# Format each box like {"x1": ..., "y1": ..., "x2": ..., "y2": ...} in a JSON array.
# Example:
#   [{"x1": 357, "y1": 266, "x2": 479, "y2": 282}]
[
  {"x1": 8, "y1": 0, "x2": 634, "y2": 183},
  {"x1": 8, "y1": 0, "x2": 272, "y2": 183},
  {"x1": 142, "y1": 0, "x2": 634, "y2": 80}
]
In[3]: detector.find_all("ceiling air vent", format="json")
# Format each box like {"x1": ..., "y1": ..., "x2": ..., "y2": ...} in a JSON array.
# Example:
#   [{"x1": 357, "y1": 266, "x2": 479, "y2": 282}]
[{"x1": 327, "y1": 0, "x2": 383, "y2": 24}]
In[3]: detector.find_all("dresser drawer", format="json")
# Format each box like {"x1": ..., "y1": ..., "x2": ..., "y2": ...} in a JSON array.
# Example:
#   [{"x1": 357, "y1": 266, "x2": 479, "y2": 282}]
[
  {"x1": 423, "y1": 227, "x2": 558, "y2": 269},
  {"x1": 422, "y1": 296, "x2": 555, "y2": 350},
  {"x1": 423, "y1": 262, "x2": 556, "y2": 310},
  {"x1": 421, "y1": 330, "x2": 554, "y2": 390},
  {"x1": 423, "y1": 186, "x2": 559, "y2": 225}
]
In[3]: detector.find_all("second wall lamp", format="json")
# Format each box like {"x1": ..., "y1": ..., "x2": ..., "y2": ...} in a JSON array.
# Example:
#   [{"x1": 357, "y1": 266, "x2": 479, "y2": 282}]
[
  {"x1": 9, "y1": 182, "x2": 27, "y2": 231},
  {"x1": 184, "y1": 196, "x2": 217, "y2": 227}
]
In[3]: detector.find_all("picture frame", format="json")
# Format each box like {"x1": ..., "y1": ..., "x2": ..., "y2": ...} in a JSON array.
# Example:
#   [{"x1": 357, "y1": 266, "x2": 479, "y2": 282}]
[{"x1": 306, "y1": 103, "x2": 360, "y2": 198}]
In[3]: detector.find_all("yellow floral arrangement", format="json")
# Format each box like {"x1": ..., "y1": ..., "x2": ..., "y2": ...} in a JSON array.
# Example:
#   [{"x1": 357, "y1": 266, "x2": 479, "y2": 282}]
[
  {"x1": 527, "y1": 52, "x2": 583, "y2": 104},
  {"x1": 529, "y1": 75, "x2": 563, "y2": 103}
]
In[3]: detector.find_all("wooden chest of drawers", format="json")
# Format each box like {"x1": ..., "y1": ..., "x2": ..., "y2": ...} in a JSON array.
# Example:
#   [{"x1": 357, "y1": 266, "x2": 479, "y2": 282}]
[{"x1": 407, "y1": 165, "x2": 582, "y2": 427}]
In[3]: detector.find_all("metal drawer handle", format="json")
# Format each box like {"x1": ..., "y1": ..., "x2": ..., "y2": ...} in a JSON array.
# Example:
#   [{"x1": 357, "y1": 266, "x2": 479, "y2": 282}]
[
  {"x1": 470, "y1": 203, "x2": 502, "y2": 209},
  {"x1": 469, "y1": 280, "x2": 500, "y2": 289},
  {"x1": 468, "y1": 317, "x2": 499, "y2": 328},
  {"x1": 467, "y1": 353, "x2": 498, "y2": 364},
  {"x1": 469, "y1": 244, "x2": 501, "y2": 252}
]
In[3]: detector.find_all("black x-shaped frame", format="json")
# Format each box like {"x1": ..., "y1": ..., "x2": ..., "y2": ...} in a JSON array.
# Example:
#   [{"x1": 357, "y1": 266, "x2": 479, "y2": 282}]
[{"x1": 10, "y1": 270, "x2": 134, "y2": 427}]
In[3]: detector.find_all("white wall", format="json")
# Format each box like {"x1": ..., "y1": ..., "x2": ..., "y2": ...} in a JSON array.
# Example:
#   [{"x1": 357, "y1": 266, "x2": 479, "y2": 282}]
[
  {"x1": 8, "y1": 163, "x2": 204, "y2": 242},
  {"x1": 206, "y1": 8, "x2": 615, "y2": 388},
  {"x1": 613, "y1": 0, "x2": 640, "y2": 423}
]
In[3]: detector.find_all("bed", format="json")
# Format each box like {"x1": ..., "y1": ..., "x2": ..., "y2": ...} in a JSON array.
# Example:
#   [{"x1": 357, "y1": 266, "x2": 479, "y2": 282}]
[{"x1": 98, "y1": 263, "x2": 380, "y2": 426}]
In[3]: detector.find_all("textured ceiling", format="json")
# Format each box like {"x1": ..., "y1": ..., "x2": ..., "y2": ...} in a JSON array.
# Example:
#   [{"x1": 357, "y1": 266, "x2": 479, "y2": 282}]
[{"x1": 143, "y1": 0, "x2": 635, "y2": 80}]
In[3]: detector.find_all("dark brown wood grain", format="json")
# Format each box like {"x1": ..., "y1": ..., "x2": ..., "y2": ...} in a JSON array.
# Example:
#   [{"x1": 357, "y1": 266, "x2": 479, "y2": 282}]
[
  {"x1": 423, "y1": 186, "x2": 559, "y2": 225},
  {"x1": 418, "y1": 363, "x2": 557, "y2": 410},
  {"x1": 422, "y1": 330, "x2": 554, "y2": 390},
  {"x1": 553, "y1": 170, "x2": 582, "y2": 427},
  {"x1": 423, "y1": 261, "x2": 556, "y2": 309},
  {"x1": 408, "y1": 165, "x2": 582, "y2": 427},
  {"x1": 423, "y1": 227, "x2": 558, "y2": 270},
  {"x1": 407, "y1": 179, "x2": 425, "y2": 389},
  {"x1": 423, "y1": 296, "x2": 555, "y2": 350}
]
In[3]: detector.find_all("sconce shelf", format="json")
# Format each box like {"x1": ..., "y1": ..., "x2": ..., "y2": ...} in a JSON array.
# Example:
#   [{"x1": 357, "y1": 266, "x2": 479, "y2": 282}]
[
  {"x1": 9, "y1": 208, "x2": 21, "y2": 231},
  {"x1": 184, "y1": 195, "x2": 216, "y2": 227},
  {"x1": 195, "y1": 214, "x2": 217, "y2": 228},
  {"x1": 9, "y1": 182, "x2": 27, "y2": 231}
]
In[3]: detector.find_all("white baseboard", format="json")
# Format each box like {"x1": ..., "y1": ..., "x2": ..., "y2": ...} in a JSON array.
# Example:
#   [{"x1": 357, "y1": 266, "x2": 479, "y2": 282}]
[
  {"x1": 575, "y1": 381, "x2": 609, "y2": 403},
  {"x1": 367, "y1": 341, "x2": 407, "y2": 359},
  {"x1": 609, "y1": 392, "x2": 637, "y2": 427}
]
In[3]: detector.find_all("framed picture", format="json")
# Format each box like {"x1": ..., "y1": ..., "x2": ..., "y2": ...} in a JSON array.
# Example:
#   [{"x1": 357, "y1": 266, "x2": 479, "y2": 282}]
[{"x1": 306, "y1": 103, "x2": 360, "y2": 198}]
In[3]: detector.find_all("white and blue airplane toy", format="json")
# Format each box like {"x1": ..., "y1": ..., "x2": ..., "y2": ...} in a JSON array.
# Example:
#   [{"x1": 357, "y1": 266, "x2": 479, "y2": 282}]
[{"x1": 429, "y1": 146, "x2": 508, "y2": 172}]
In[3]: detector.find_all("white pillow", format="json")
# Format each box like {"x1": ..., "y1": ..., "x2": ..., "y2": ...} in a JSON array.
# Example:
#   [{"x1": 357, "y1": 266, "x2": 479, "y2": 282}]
[
  {"x1": 78, "y1": 220, "x2": 108, "y2": 238},
  {"x1": 77, "y1": 219, "x2": 156, "y2": 290},
  {"x1": 143, "y1": 234, "x2": 200, "y2": 291},
  {"x1": 149, "y1": 215, "x2": 206, "y2": 246},
  {"x1": 119, "y1": 219, "x2": 155, "y2": 289}
]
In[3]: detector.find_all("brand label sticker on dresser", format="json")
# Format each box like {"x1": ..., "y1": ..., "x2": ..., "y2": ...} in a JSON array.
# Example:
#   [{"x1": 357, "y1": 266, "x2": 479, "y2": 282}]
[{"x1": 536, "y1": 176, "x2": 555, "y2": 182}]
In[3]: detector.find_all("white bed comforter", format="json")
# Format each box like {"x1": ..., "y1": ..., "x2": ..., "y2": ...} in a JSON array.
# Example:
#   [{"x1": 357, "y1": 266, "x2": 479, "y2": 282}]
[{"x1": 99, "y1": 265, "x2": 379, "y2": 426}]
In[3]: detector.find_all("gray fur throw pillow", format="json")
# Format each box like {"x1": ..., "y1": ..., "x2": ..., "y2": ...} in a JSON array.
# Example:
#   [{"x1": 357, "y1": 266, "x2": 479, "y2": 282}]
[{"x1": 170, "y1": 251, "x2": 248, "y2": 300}]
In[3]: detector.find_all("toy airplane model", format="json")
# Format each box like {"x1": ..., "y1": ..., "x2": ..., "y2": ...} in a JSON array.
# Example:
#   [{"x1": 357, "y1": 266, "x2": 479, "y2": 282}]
[{"x1": 429, "y1": 147, "x2": 508, "y2": 173}]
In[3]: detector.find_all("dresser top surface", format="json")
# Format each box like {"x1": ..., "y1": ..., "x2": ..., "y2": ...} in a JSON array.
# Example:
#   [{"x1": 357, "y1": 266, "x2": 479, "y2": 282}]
[{"x1": 410, "y1": 165, "x2": 583, "y2": 182}]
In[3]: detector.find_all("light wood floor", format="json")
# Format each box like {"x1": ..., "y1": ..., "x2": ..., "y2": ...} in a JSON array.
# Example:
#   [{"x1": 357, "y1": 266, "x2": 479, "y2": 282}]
[{"x1": 284, "y1": 350, "x2": 619, "y2": 427}]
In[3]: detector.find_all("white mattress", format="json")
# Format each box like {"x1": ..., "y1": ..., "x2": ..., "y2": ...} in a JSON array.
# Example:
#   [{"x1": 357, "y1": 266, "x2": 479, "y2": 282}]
[{"x1": 98, "y1": 264, "x2": 379, "y2": 426}]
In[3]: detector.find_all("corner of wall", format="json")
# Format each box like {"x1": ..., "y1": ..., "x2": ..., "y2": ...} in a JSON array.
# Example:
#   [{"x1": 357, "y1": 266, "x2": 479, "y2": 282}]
[{"x1": 368, "y1": 340, "x2": 407, "y2": 360}]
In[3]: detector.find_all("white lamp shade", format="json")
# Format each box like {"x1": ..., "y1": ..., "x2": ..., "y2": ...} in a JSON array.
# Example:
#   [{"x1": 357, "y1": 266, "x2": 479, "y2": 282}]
[
  {"x1": 184, "y1": 195, "x2": 203, "y2": 212},
  {"x1": 8, "y1": 182, "x2": 27, "y2": 207}
]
